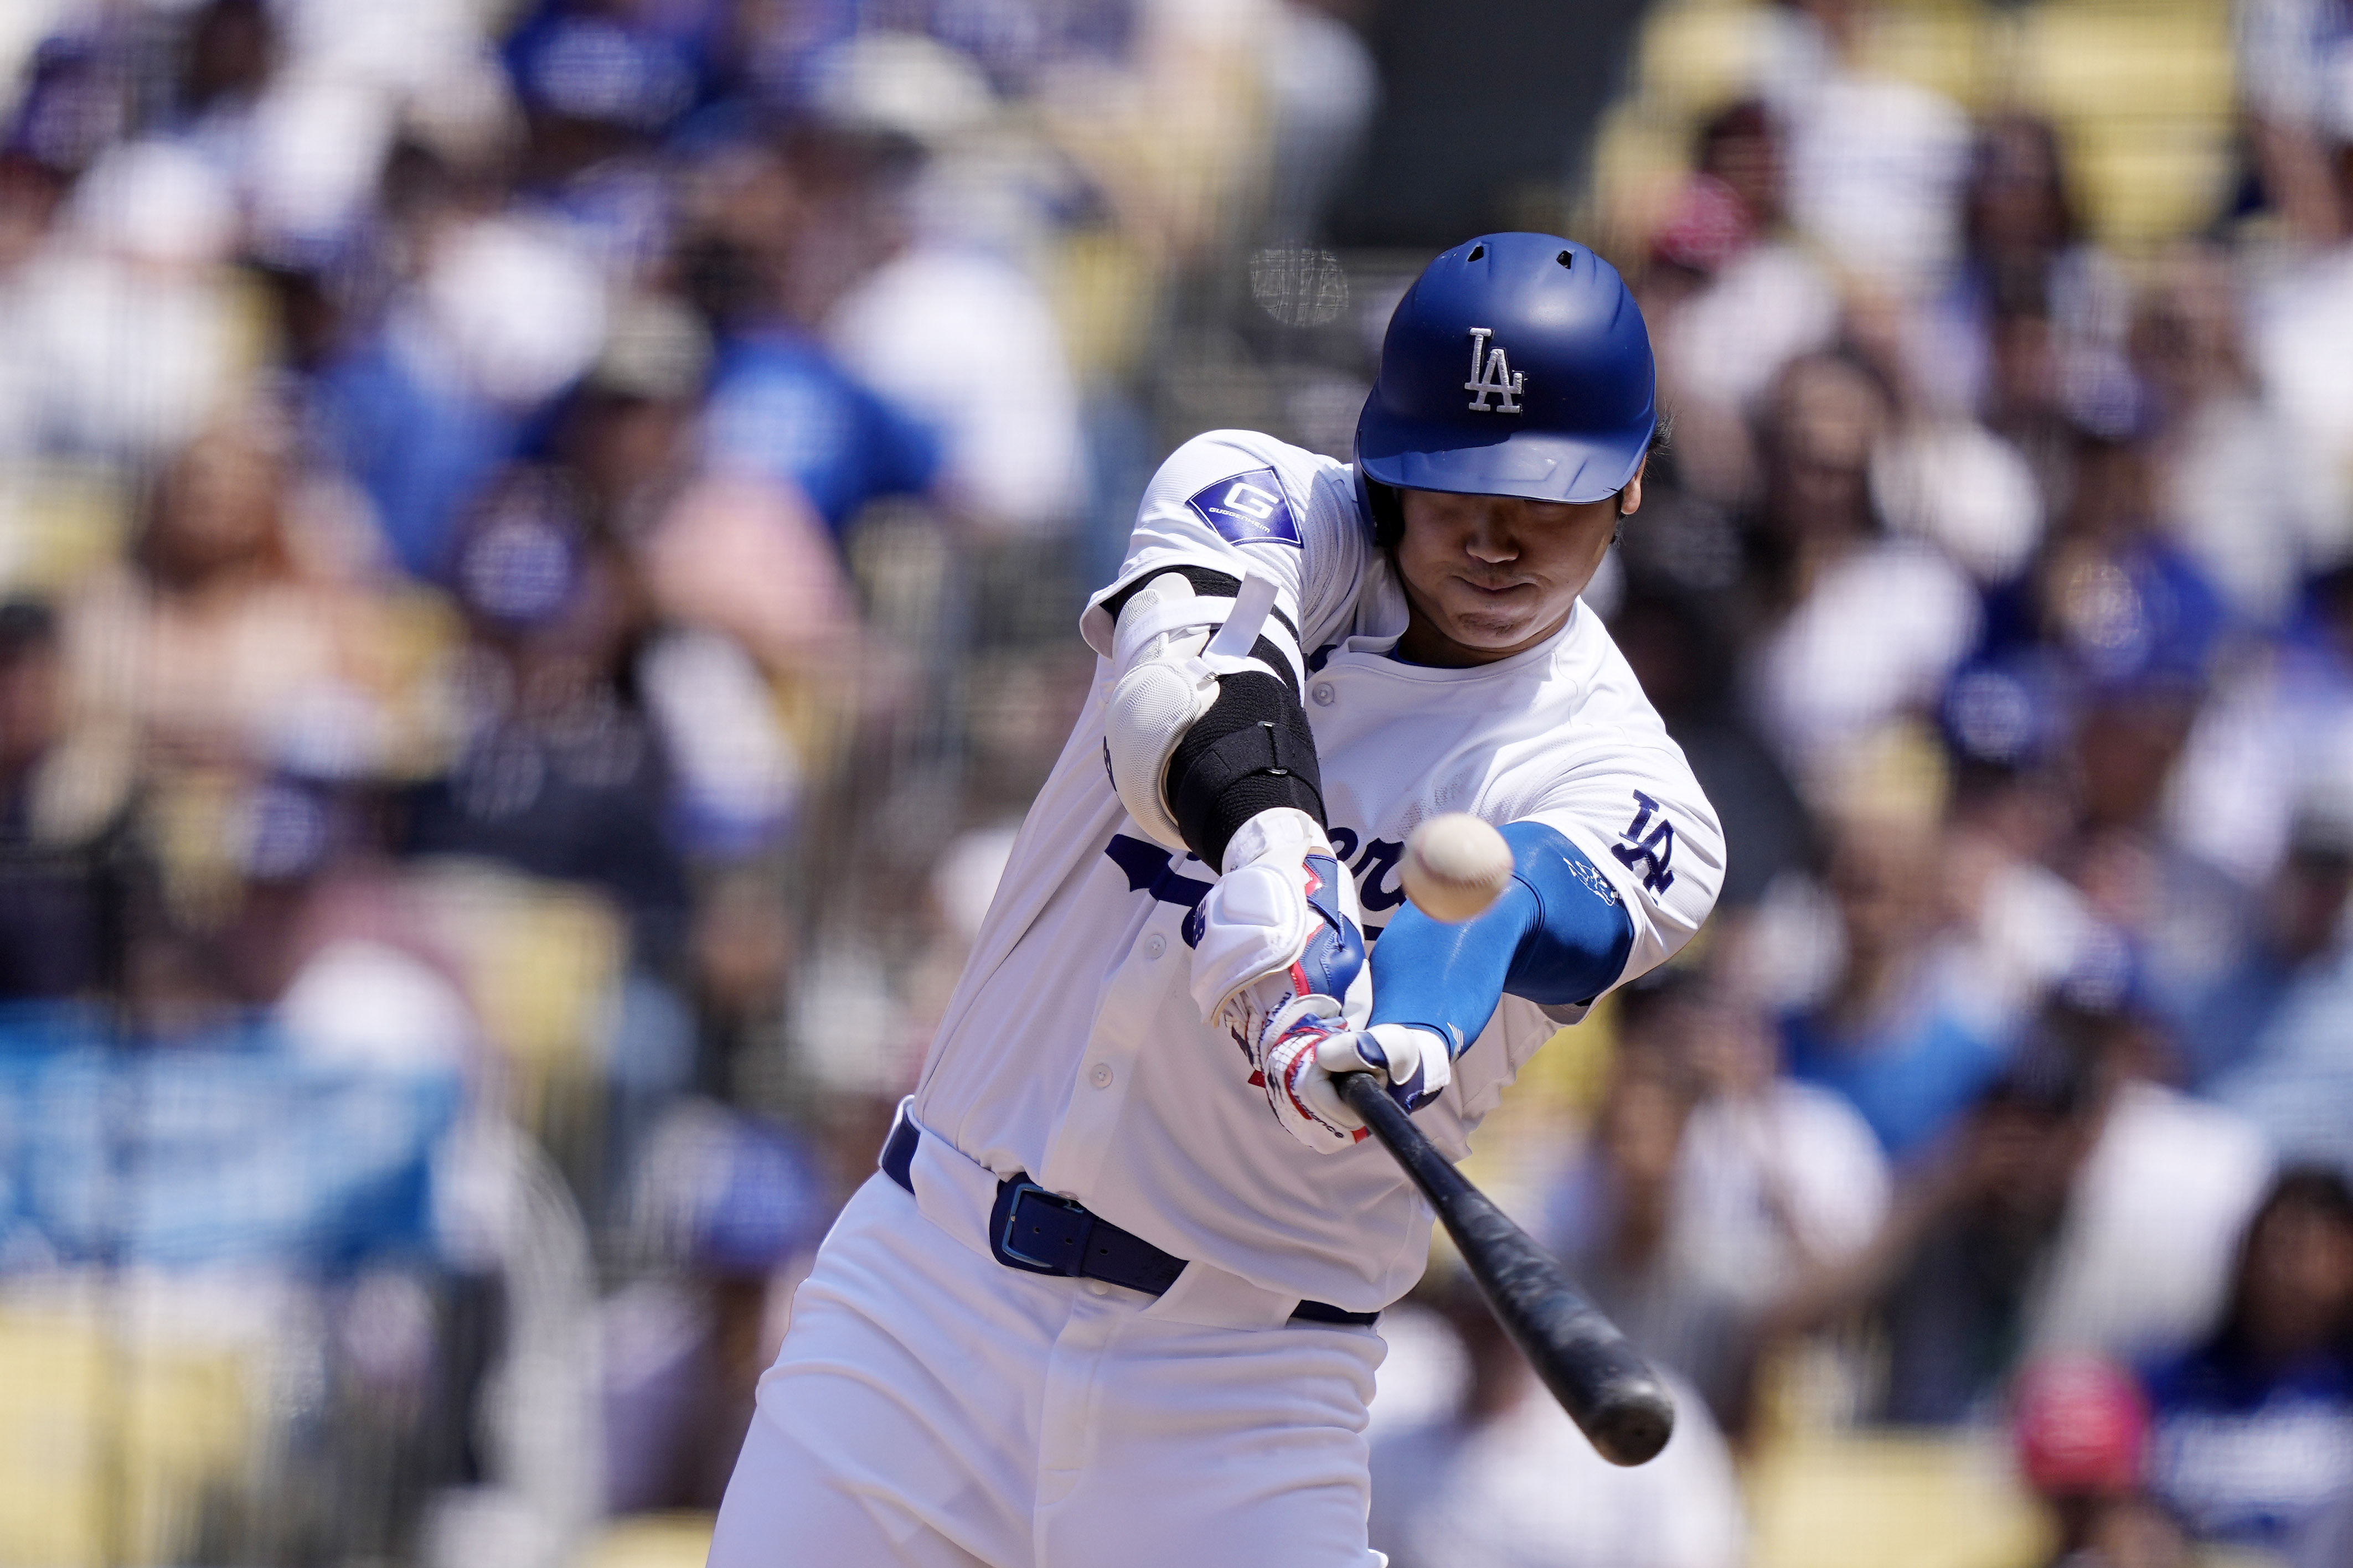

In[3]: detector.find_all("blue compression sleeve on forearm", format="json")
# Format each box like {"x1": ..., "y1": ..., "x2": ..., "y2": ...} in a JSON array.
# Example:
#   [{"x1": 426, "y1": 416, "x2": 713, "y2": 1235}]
[{"x1": 1366, "y1": 821, "x2": 1636, "y2": 1056}]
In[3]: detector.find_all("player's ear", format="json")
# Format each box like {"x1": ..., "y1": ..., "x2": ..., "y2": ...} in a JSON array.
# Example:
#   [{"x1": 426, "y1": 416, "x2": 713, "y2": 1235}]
[{"x1": 1615, "y1": 458, "x2": 1647, "y2": 520}]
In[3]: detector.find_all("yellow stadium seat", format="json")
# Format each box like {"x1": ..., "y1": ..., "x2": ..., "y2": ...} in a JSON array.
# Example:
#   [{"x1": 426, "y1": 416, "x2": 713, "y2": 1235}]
[
  {"x1": 1746, "y1": 1430, "x2": 2052, "y2": 1568},
  {"x1": 576, "y1": 1512, "x2": 718, "y2": 1568},
  {"x1": 0, "y1": 1299, "x2": 259, "y2": 1567}
]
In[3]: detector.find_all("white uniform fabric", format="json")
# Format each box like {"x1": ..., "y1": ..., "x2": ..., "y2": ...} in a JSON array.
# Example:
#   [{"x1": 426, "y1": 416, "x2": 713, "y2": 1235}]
[
  {"x1": 711, "y1": 1170, "x2": 1386, "y2": 1568},
  {"x1": 917, "y1": 429, "x2": 1722, "y2": 1312},
  {"x1": 716, "y1": 429, "x2": 1722, "y2": 1567}
]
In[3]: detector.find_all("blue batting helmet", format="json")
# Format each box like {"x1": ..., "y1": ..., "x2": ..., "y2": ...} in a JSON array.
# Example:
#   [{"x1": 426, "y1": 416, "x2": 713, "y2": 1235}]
[{"x1": 1356, "y1": 232, "x2": 1656, "y2": 509}]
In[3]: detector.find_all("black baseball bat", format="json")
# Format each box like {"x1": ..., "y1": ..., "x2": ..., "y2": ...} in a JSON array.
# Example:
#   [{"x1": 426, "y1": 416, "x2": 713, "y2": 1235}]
[{"x1": 1336, "y1": 1070, "x2": 1675, "y2": 1466}]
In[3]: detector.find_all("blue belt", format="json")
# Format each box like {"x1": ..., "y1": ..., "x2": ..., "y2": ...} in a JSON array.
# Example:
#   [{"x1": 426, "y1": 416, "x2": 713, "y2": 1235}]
[{"x1": 880, "y1": 1113, "x2": 1377, "y2": 1327}]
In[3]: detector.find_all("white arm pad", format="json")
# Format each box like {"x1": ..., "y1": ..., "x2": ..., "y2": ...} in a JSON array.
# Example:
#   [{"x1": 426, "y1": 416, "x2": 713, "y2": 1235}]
[{"x1": 1102, "y1": 570, "x2": 1284, "y2": 852}]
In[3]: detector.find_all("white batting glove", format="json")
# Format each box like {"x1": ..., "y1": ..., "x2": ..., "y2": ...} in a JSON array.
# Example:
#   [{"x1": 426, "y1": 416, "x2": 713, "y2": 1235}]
[
  {"x1": 1189, "y1": 808, "x2": 1373, "y2": 1047},
  {"x1": 1260, "y1": 1018, "x2": 1454, "y2": 1153}
]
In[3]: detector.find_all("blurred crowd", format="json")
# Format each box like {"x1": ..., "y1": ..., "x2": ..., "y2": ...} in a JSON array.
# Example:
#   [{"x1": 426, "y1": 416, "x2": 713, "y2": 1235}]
[
  {"x1": 3, "y1": 0, "x2": 2353, "y2": 1565},
  {"x1": 0, "y1": 0, "x2": 1384, "y2": 1561},
  {"x1": 1399, "y1": 1, "x2": 2353, "y2": 1565}
]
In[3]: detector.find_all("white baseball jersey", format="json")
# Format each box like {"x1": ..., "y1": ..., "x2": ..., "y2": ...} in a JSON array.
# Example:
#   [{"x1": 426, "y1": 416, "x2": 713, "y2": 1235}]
[{"x1": 911, "y1": 429, "x2": 1724, "y2": 1311}]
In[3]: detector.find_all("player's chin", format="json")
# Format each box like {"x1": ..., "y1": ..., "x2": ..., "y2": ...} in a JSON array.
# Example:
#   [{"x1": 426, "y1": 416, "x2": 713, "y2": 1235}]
[{"x1": 1439, "y1": 601, "x2": 1541, "y2": 648}]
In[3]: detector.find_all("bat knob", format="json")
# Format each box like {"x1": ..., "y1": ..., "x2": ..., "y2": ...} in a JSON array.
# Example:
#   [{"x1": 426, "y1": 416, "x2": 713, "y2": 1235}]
[{"x1": 1587, "y1": 1379, "x2": 1675, "y2": 1467}]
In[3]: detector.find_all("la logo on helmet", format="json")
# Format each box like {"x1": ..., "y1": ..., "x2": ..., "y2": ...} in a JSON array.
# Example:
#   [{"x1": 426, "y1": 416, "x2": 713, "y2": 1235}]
[{"x1": 1463, "y1": 327, "x2": 1524, "y2": 414}]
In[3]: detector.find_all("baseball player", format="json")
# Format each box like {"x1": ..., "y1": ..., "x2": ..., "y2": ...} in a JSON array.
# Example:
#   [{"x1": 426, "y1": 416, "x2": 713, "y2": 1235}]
[{"x1": 708, "y1": 232, "x2": 1724, "y2": 1567}]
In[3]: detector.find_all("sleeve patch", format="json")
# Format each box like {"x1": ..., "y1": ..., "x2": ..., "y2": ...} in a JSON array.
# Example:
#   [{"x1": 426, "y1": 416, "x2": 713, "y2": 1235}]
[{"x1": 1185, "y1": 469, "x2": 1301, "y2": 547}]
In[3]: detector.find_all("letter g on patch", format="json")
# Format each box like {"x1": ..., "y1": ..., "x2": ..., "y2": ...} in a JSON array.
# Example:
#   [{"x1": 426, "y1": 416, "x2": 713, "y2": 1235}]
[{"x1": 1186, "y1": 468, "x2": 1301, "y2": 547}]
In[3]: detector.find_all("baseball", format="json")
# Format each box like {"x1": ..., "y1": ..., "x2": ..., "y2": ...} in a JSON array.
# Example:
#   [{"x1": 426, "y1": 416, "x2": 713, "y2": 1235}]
[{"x1": 1400, "y1": 813, "x2": 1513, "y2": 923}]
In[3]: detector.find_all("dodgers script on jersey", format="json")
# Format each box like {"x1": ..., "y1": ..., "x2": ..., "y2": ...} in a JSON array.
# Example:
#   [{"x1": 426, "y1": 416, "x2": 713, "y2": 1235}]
[{"x1": 911, "y1": 429, "x2": 1724, "y2": 1312}]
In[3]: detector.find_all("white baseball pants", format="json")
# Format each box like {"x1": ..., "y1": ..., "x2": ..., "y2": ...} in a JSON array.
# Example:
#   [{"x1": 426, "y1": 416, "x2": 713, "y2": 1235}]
[{"x1": 707, "y1": 1164, "x2": 1388, "y2": 1567}]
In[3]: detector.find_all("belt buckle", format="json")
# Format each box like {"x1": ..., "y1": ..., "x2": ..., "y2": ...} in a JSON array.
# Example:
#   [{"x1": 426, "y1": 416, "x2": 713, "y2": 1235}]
[{"x1": 997, "y1": 1179, "x2": 1094, "y2": 1274}]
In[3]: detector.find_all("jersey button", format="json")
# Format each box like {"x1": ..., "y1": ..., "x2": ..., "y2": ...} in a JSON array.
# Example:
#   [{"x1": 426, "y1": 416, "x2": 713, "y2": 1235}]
[
  {"x1": 1142, "y1": 934, "x2": 1167, "y2": 960},
  {"x1": 1089, "y1": 1062, "x2": 1113, "y2": 1088},
  {"x1": 1310, "y1": 682, "x2": 1337, "y2": 707}
]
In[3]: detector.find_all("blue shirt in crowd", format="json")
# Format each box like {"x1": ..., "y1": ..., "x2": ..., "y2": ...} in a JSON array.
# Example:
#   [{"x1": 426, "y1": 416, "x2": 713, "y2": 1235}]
[
  {"x1": 2144, "y1": 1343, "x2": 2353, "y2": 1550},
  {"x1": 1784, "y1": 991, "x2": 2011, "y2": 1161},
  {"x1": 702, "y1": 330, "x2": 940, "y2": 534}
]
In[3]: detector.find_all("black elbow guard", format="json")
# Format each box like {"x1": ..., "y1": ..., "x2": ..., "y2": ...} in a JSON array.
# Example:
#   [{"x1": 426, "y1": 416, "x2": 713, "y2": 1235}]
[{"x1": 1167, "y1": 671, "x2": 1325, "y2": 870}]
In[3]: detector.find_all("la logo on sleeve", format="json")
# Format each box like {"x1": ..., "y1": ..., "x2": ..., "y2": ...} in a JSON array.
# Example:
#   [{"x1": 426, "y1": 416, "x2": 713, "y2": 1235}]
[{"x1": 1610, "y1": 791, "x2": 1675, "y2": 895}]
